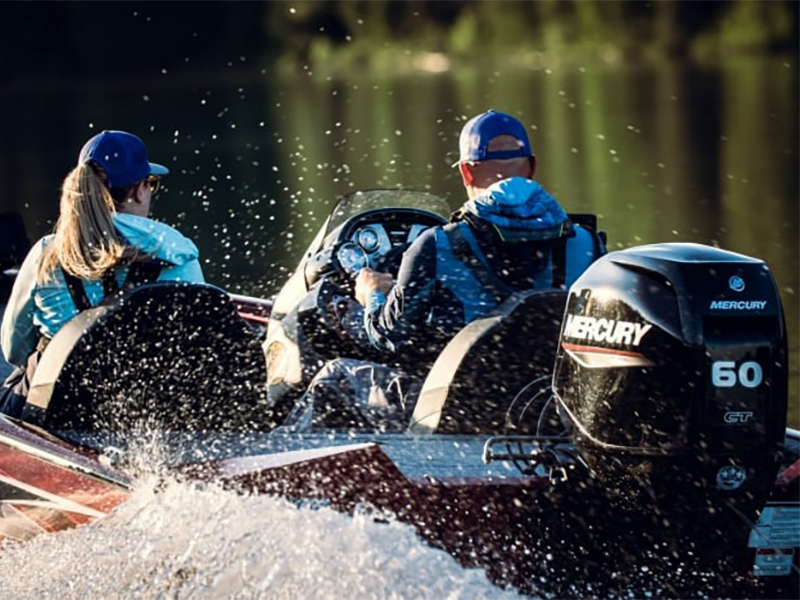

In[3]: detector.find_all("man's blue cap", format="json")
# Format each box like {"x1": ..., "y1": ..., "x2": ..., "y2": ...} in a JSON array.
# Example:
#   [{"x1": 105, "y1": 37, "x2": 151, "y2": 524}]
[
  {"x1": 79, "y1": 130, "x2": 169, "y2": 188},
  {"x1": 454, "y1": 110, "x2": 533, "y2": 167}
]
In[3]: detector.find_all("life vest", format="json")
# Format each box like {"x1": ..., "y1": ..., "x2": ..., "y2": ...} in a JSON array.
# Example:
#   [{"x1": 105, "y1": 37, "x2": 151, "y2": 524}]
[
  {"x1": 0, "y1": 258, "x2": 168, "y2": 417},
  {"x1": 430, "y1": 221, "x2": 600, "y2": 334},
  {"x1": 36, "y1": 258, "x2": 170, "y2": 357},
  {"x1": 60, "y1": 258, "x2": 168, "y2": 314}
]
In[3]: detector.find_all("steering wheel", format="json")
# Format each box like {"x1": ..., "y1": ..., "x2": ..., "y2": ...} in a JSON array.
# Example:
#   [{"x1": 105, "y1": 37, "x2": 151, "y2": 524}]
[
  {"x1": 334, "y1": 242, "x2": 369, "y2": 280},
  {"x1": 308, "y1": 275, "x2": 374, "y2": 356},
  {"x1": 315, "y1": 211, "x2": 446, "y2": 354},
  {"x1": 371, "y1": 242, "x2": 407, "y2": 275}
]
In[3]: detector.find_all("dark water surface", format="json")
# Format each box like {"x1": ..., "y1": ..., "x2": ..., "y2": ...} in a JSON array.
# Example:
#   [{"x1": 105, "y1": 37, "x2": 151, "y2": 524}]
[{"x1": 1, "y1": 57, "x2": 797, "y2": 422}]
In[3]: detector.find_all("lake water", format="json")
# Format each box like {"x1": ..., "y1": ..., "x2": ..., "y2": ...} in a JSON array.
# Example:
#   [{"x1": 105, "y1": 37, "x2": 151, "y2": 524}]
[
  {"x1": 2, "y1": 55, "x2": 796, "y2": 423},
  {"x1": 0, "y1": 54, "x2": 797, "y2": 598}
]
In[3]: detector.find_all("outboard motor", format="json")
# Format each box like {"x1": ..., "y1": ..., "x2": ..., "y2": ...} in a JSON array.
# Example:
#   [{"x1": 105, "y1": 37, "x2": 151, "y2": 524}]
[{"x1": 552, "y1": 243, "x2": 787, "y2": 559}]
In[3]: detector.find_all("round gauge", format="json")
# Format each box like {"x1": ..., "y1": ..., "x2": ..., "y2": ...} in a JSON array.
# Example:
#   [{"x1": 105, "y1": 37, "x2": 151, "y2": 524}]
[
  {"x1": 357, "y1": 227, "x2": 380, "y2": 252},
  {"x1": 336, "y1": 242, "x2": 368, "y2": 277}
]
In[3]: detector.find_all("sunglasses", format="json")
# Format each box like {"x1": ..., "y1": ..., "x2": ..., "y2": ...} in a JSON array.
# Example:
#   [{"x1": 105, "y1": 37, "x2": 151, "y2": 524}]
[{"x1": 146, "y1": 176, "x2": 161, "y2": 195}]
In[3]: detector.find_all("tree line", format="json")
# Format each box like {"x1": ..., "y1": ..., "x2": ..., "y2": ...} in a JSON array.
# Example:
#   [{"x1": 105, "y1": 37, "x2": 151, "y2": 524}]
[{"x1": 1, "y1": 1, "x2": 796, "y2": 81}]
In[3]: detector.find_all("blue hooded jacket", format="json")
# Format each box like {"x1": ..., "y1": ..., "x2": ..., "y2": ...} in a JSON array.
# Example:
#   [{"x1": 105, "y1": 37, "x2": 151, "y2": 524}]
[
  {"x1": 363, "y1": 177, "x2": 601, "y2": 354},
  {"x1": 460, "y1": 177, "x2": 570, "y2": 241}
]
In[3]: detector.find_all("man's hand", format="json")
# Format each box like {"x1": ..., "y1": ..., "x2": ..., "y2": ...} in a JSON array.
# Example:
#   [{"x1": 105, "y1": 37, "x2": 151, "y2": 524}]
[{"x1": 355, "y1": 268, "x2": 394, "y2": 307}]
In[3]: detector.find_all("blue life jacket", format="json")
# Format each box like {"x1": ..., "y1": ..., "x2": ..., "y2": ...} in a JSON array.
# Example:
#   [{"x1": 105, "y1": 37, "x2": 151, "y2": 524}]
[{"x1": 430, "y1": 221, "x2": 601, "y2": 332}]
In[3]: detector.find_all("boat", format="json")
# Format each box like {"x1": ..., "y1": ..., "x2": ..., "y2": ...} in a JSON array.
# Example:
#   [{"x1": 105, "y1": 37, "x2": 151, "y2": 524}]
[{"x1": 0, "y1": 193, "x2": 798, "y2": 597}]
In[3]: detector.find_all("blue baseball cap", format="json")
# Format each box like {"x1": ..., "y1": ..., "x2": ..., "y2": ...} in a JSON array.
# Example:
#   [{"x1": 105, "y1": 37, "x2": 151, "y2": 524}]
[
  {"x1": 454, "y1": 110, "x2": 533, "y2": 166},
  {"x1": 79, "y1": 130, "x2": 169, "y2": 188}
]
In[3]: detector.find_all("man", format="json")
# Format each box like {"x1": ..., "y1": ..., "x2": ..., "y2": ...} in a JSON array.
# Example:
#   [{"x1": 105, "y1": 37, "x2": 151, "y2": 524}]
[
  {"x1": 354, "y1": 109, "x2": 602, "y2": 358},
  {"x1": 283, "y1": 110, "x2": 603, "y2": 433}
]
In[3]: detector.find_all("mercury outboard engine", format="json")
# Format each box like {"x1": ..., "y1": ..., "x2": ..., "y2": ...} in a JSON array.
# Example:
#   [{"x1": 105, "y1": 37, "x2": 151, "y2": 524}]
[{"x1": 552, "y1": 243, "x2": 787, "y2": 559}]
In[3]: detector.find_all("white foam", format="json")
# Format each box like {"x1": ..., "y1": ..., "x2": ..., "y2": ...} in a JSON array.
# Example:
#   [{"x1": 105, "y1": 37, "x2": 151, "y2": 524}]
[{"x1": 0, "y1": 475, "x2": 521, "y2": 599}]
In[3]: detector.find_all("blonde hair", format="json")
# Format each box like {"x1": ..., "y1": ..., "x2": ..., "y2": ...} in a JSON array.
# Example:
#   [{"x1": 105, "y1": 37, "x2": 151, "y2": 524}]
[{"x1": 38, "y1": 163, "x2": 141, "y2": 282}]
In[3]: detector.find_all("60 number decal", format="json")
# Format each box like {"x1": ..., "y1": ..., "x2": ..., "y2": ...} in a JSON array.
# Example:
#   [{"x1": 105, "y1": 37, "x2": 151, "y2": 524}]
[{"x1": 712, "y1": 361, "x2": 763, "y2": 388}]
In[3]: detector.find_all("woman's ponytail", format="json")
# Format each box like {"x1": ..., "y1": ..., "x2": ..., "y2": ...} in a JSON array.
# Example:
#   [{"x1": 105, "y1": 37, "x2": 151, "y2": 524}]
[{"x1": 38, "y1": 163, "x2": 140, "y2": 282}]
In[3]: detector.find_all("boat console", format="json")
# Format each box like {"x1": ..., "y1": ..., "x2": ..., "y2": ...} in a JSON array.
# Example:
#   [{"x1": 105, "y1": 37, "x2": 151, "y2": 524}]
[{"x1": 264, "y1": 190, "x2": 451, "y2": 422}]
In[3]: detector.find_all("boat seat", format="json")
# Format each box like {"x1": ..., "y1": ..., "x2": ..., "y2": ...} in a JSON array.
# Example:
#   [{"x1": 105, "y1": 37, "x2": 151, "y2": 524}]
[
  {"x1": 408, "y1": 289, "x2": 568, "y2": 435},
  {"x1": 23, "y1": 282, "x2": 271, "y2": 433}
]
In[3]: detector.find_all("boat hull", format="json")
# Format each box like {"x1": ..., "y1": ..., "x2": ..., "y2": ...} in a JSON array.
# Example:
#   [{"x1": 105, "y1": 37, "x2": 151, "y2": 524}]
[
  {"x1": 2, "y1": 417, "x2": 798, "y2": 596},
  {"x1": 0, "y1": 416, "x2": 129, "y2": 542}
]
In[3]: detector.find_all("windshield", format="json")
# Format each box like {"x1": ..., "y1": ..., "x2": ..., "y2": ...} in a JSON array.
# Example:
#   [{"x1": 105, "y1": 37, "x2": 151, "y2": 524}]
[{"x1": 325, "y1": 189, "x2": 452, "y2": 237}]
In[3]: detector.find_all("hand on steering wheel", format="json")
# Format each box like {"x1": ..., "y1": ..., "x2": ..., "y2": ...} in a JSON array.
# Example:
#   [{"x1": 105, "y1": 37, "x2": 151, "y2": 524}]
[{"x1": 355, "y1": 268, "x2": 394, "y2": 307}]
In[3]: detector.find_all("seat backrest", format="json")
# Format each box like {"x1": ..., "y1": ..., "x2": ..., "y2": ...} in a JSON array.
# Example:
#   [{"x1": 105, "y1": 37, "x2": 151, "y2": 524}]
[
  {"x1": 408, "y1": 289, "x2": 568, "y2": 435},
  {"x1": 24, "y1": 282, "x2": 272, "y2": 433}
]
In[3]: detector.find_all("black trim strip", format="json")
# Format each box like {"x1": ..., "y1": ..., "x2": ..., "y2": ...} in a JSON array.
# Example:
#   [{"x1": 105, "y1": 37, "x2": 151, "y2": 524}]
[
  {"x1": 444, "y1": 223, "x2": 517, "y2": 305},
  {"x1": 551, "y1": 237, "x2": 567, "y2": 289},
  {"x1": 61, "y1": 269, "x2": 91, "y2": 311}
]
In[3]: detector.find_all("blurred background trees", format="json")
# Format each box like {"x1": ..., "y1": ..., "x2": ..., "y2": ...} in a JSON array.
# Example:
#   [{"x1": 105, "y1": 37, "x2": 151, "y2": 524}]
[{"x1": 1, "y1": 1, "x2": 796, "y2": 82}]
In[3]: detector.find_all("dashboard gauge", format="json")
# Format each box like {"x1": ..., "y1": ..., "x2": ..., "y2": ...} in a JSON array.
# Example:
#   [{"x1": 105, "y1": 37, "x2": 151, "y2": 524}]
[
  {"x1": 336, "y1": 242, "x2": 368, "y2": 277},
  {"x1": 357, "y1": 227, "x2": 380, "y2": 252}
]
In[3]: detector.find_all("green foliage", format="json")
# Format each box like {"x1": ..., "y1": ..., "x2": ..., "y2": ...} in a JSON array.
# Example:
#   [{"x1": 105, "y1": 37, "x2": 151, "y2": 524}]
[
  {"x1": 449, "y1": 7, "x2": 478, "y2": 54},
  {"x1": 265, "y1": 0, "x2": 798, "y2": 73},
  {"x1": 716, "y1": 0, "x2": 796, "y2": 51},
  {"x1": 1, "y1": 1, "x2": 796, "y2": 80}
]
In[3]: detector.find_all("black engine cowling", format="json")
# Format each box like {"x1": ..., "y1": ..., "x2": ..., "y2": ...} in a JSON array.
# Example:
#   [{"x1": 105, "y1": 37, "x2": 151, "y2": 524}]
[{"x1": 553, "y1": 243, "x2": 788, "y2": 539}]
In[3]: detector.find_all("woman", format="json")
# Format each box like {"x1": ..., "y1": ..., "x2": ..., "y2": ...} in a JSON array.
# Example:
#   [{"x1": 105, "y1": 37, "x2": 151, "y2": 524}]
[{"x1": 0, "y1": 130, "x2": 204, "y2": 416}]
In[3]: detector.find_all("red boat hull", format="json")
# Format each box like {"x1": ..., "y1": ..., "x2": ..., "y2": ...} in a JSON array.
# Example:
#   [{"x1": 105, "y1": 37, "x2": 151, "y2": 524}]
[
  {"x1": 0, "y1": 417, "x2": 129, "y2": 542},
  {"x1": 1, "y1": 414, "x2": 798, "y2": 596}
]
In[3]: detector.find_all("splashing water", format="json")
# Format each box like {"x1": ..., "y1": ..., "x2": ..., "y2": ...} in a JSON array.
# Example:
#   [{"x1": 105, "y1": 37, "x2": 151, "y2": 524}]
[
  {"x1": 0, "y1": 433, "x2": 788, "y2": 598},
  {"x1": 0, "y1": 474, "x2": 521, "y2": 599}
]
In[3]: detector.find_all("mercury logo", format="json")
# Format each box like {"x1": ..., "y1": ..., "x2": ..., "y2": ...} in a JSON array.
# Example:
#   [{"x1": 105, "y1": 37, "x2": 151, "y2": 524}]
[
  {"x1": 729, "y1": 275, "x2": 745, "y2": 292},
  {"x1": 709, "y1": 300, "x2": 767, "y2": 310},
  {"x1": 562, "y1": 314, "x2": 652, "y2": 347}
]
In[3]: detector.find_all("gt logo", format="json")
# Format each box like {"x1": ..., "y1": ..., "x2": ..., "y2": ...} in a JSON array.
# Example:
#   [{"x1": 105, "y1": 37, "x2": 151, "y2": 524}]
[{"x1": 724, "y1": 411, "x2": 754, "y2": 424}]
